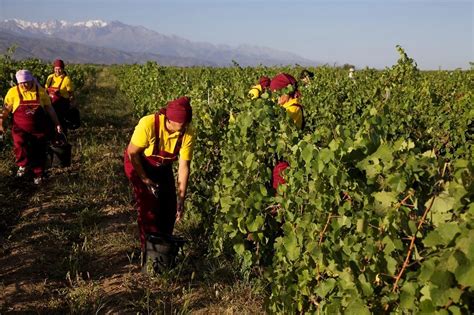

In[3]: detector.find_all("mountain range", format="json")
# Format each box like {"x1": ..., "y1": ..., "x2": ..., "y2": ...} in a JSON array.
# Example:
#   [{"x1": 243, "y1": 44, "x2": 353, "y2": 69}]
[{"x1": 0, "y1": 19, "x2": 320, "y2": 66}]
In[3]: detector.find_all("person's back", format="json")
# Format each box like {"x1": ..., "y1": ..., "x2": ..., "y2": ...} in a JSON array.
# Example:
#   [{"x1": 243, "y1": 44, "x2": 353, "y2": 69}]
[
  {"x1": 269, "y1": 73, "x2": 305, "y2": 191},
  {"x1": 270, "y1": 73, "x2": 304, "y2": 130}
]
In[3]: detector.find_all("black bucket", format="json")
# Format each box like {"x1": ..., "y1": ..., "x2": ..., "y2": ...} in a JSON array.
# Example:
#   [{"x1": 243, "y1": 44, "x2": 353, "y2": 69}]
[
  {"x1": 47, "y1": 133, "x2": 72, "y2": 168},
  {"x1": 142, "y1": 233, "x2": 186, "y2": 274}
]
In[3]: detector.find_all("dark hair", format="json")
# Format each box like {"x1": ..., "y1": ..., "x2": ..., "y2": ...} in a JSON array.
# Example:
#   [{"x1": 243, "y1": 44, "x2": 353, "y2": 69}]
[{"x1": 299, "y1": 69, "x2": 314, "y2": 80}]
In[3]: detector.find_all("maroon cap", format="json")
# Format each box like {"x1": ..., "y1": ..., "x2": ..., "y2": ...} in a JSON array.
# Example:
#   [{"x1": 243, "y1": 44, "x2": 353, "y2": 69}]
[
  {"x1": 165, "y1": 96, "x2": 192, "y2": 124},
  {"x1": 53, "y1": 59, "x2": 65, "y2": 69},
  {"x1": 270, "y1": 73, "x2": 297, "y2": 91}
]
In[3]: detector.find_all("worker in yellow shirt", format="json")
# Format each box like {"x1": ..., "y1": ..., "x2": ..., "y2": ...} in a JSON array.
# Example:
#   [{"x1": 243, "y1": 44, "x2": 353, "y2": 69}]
[
  {"x1": 0, "y1": 70, "x2": 62, "y2": 184},
  {"x1": 270, "y1": 73, "x2": 304, "y2": 130},
  {"x1": 248, "y1": 76, "x2": 271, "y2": 99},
  {"x1": 269, "y1": 73, "x2": 305, "y2": 191},
  {"x1": 45, "y1": 59, "x2": 76, "y2": 134},
  {"x1": 124, "y1": 96, "x2": 194, "y2": 264}
]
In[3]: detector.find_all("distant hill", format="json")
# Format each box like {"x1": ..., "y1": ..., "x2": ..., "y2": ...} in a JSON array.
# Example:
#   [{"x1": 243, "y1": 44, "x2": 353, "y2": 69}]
[
  {"x1": 0, "y1": 30, "x2": 214, "y2": 66},
  {"x1": 0, "y1": 19, "x2": 320, "y2": 66}
]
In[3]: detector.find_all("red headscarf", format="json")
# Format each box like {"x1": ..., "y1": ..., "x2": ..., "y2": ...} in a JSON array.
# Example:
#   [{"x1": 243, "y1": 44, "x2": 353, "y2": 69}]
[
  {"x1": 165, "y1": 96, "x2": 192, "y2": 124},
  {"x1": 270, "y1": 73, "x2": 297, "y2": 91},
  {"x1": 259, "y1": 76, "x2": 271, "y2": 89},
  {"x1": 53, "y1": 59, "x2": 65, "y2": 69}
]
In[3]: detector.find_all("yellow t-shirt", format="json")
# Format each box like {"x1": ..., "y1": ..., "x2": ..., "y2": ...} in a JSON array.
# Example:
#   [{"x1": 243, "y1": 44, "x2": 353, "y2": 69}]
[
  {"x1": 45, "y1": 74, "x2": 74, "y2": 98},
  {"x1": 281, "y1": 98, "x2": 303, "y2": 130},
  {"x1": 130, "y1": 113, "x2": 195, "y2": 161},
  {"x1": 248, "y1": 84, "x2": 263, "y2": 99},
  {"x1": 4, "y1": 85, "x2": 52, "y2": 113}
]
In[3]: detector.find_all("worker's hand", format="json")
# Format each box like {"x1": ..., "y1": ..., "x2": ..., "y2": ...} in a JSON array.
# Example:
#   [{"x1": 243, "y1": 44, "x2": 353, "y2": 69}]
[
  {"x1": 176, "y1": 198, "x2": 185, "y2": 222},
  {"x1": 142, "y1": 177, "x2": 158, "y2": 188},
  {"x1": 56, "y1": 124, "x2": 63, "y2": 134},
  {"x1": 141, "y1": 178, "x2": 158, "y2": 196}
]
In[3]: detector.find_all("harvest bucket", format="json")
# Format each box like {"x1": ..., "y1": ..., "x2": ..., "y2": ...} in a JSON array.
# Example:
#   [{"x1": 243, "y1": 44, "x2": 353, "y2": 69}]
[
  {"x1": 47, "y1": 133, "x2": 71, "y2": 168},
  {"x1": 142, "y1": 233, "x2": 186, "y2": 274}
]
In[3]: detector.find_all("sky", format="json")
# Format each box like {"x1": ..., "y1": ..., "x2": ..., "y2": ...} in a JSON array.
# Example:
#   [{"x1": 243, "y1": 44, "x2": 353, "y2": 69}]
[{"x1": 0, "y1": 0, "x2": 472, "y2": 69}]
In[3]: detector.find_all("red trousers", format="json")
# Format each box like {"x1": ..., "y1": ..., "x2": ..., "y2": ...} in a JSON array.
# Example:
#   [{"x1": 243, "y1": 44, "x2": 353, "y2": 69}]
[
  {"x1": 124, "y1": 152, "x2": 177, "y2": 249},
  {"x1": 12, "y1": 126, "x2": 48, "y2": 177},
  {"x1": 272, "y1": 161, "x2": 290, "y2": 190}
]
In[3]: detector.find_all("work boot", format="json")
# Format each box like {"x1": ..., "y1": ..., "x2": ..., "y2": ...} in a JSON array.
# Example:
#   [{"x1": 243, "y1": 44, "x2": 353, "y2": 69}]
[
  {"x1": 33, "y1": 177, "x2": 43, "y2": 185},
  {"x1": 16, "y1": 166, "x2": 26, "y2": 178}
]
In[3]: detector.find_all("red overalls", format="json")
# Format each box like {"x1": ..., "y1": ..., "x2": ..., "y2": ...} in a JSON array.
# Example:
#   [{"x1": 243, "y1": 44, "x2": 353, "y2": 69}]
[
  {"x1": 11, "y1": 86, "x2": 50, "y2": 178},
  {"x1": 46, "y1": 76, "x2": 70, "y2": 133},
  {"x1": 124, "y1": 113, "x2": 185, "y2": 249},
  {"x1": 272, "y1": 103, "x2": 305, "y2": 190}
]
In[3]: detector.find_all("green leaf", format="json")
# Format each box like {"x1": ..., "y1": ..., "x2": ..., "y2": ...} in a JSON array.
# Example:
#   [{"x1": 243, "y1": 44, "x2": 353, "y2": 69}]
[
  {"x1": 430, "y1": 270, "x2": 454, "y2": 289},
  {"x1": 222, "y1": 177, "x2": 233, "y2": 187},
  {"x1": 455, "y1": 230, "x2": 474, "y2": 260},
  {"x1": 233, "y1": 242, "x2": 245, "y2": 255},
  {"x1": 387, "y1": 174, "x2": 407, "y2": 193},
  {"x1": 423, "y1": 230, "x2": 444, "y2": 247},
  {"x1": 419, "y1": 299, "x2": 435, "y2": 313},
  {"x1": 400, "y1": 291, "x2": 416, "y2": 310},
  {"x1": 419, "y1": 260, "x2": 435, "y2": 282},
  {"x1": 448, "y1": 305, "x2": 462, "y2": 315},
  {"x1": 319, "y1": 148, "x2": 334, "y2": 163},
  {"x1": 372, "y1": 191, "x2": 398, "y2": 213},
  {"x1": 220, "y1": 195, "x2": 233, "y2": 213},
  {"x1": 454, "y1": 260, "x2": 474, "y2": 287},
  {"x1": 430, "y1": 286, "x2": 451, "y2": 307},
  {"x1": 356, "y1": 218, "x2": 365, "y2": 233},
  {"x1": 374, "y1": 144, "x2": 394, "y2": 163},
  {"x1": 357, "y1": 157, "x2": 381, "y2": 180},
  {"x1": 358, "y1": 274, "x2": 373, "y2": 297},
  {"x1": 383, "y1": 236, "x2": 396, "y2": 255},
  {"x1": 247, "y1": 215, "x2": 264, "y2": 232},
  {"x1": 344, "y1": 300, "x2": 370, "y2": 315},
  {"x1": 301, "y1": 144, "x2": 314, "y2": 165},
  {"x1": 437, "y1": 222, "x2": 461, "y2": 243},
  {"x1": 316, "y1": 278, "x2": 336, "y2": 297},
  {"x1": 385, "y1": 254, "x2": 398, "y2": 275},
  {"x1": 245, "y1": 152, "x2": 255, "y2": 168},
  {"x1": 420, "y1": 284, "x2": 431, "y2": 301},
  {"x1": 426, "y1": 192, "x2": 455, "y2": 226},
  {"x1": 283, "y1": 232, "x2": 300, "y2": 261}
]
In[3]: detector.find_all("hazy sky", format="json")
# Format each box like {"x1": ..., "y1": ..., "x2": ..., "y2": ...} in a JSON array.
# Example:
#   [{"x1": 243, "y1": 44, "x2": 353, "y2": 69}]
[{"x1": 0, "y1": 0, "x2": 472, "y2": 69}]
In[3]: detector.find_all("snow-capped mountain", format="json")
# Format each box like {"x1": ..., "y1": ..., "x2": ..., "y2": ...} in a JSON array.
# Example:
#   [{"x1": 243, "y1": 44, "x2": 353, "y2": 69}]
[{"x1": 0, "y1": 19, "x2": 319, "y2": 66}]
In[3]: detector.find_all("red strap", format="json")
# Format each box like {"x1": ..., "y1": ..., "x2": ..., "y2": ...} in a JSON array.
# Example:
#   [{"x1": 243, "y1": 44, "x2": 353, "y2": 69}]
[
  {"x1": 151, "y1": 112, "x2": 185, "y2": 162},
  {"x1": 57, "y1": 76, "x2": 65, "y2": 90},
  {"x1": 152, "y1": 112, "x2": 161, "y2": 156},
  {"x1": 46, "y1": 75, "x2": 65, "y2": 89}
]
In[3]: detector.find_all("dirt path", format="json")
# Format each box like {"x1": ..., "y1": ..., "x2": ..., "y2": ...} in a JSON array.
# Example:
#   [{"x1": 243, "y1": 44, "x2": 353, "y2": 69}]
[
  {"x1": 0, "y1": 68, "x2": 143, "y2": 313},
  {"x1": 0, "y1": 67, "x2": 264, "y2": 314}
]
